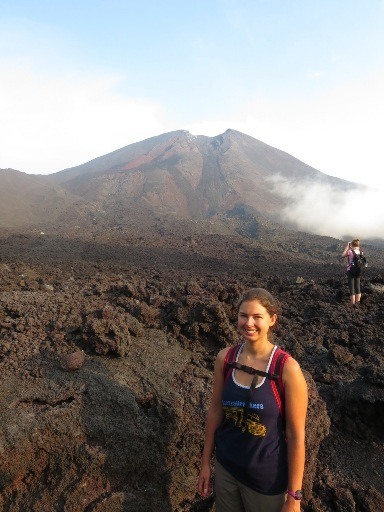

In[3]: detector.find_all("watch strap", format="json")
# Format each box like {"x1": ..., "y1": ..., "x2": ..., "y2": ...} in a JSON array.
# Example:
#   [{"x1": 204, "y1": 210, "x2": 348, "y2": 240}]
[{"x1": 287, "y1": 489, "x2": 303, "y2": 500}]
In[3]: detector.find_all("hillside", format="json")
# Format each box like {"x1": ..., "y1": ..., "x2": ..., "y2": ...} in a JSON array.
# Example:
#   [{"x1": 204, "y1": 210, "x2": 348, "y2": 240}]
[{"x1": 0, "y1": 129, "x2": 364, "y2": 234}]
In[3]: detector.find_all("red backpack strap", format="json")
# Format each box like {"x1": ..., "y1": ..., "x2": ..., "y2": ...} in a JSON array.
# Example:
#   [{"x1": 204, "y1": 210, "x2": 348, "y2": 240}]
[
  {"x1": 223, "y1": 344, "x2": 242, "y2": 383},
  {"x1": 269, "y1": 347, "x2": 291, "y2": 416}
]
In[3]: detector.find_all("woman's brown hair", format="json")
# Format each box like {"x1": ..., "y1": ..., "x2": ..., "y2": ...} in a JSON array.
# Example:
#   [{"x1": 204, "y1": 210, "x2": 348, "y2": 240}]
[{"x1": 235, "y1": 288, "x2": 281, "y2": 317}]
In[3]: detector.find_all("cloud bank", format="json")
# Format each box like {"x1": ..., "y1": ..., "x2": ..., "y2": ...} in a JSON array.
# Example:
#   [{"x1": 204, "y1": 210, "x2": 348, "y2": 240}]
[{"x1": 270, "y1": 176, "x2": 384, "y2": 241}]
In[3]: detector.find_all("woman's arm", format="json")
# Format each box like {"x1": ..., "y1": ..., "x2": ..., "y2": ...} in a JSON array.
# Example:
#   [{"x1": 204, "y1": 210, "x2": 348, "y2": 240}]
[
  {"x1": 197, "y1": 348, "x2": 228, "y2": 498},
  {"x1": 341, "y1": 242, "x2": 351, "y2": 258},
  {"x1": 281, "y1": 357, "x2": 308, "y2": 512}
]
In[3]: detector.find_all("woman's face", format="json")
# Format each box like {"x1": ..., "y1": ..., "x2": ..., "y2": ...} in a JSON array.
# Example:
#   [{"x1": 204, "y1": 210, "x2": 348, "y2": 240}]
[{"x1": 237, "y1": 300, "x2": 277, "y2": 343}]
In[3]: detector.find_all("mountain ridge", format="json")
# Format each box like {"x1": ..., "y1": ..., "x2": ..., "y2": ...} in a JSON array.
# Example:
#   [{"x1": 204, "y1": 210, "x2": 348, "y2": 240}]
[{"x1": 0, "y1": 129, "x2": 364, "y2": 234}]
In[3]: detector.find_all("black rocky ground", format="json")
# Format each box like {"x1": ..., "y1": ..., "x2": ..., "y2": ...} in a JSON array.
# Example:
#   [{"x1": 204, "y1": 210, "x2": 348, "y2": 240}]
[{"x1": 0, "y1": 222, "x2": 383, "y2": 512}]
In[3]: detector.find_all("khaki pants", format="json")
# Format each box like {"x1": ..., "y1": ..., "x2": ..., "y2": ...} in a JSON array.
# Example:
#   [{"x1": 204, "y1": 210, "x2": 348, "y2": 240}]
[{"x1": 215, "y1": 461, "x2": 286, "y2": 512}]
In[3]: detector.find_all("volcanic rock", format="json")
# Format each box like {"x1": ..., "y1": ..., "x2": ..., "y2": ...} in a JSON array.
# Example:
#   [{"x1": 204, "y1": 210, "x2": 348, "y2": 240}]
[
  {"x1": 60, "y1": 350, "x2": 86, "y2": 371},
  {"x1": 0, "y1": 130, "x2": 383, "y2": 511}
]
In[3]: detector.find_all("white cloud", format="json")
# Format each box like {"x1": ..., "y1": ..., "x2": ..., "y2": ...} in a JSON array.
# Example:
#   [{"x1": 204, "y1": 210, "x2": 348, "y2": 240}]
[
  {"x1": 270, "y1": 177, "x2": 384, "y2": 240},
  {"x1": 307, "y1": 70, "x2": 323, "y2": 79},
  {"x1": 0, "y1": 63, "x2": 167, "y2": 174}
]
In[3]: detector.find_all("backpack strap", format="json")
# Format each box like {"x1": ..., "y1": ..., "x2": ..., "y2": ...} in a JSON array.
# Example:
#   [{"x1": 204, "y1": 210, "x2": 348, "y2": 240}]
[
  {"x1": 226, "y1": 361, "x2": 279, "y2": 381},
  {"x1": 223, "y1": 344, "x2": 242, "y2": 383},
  {"x1": 223, "y1": 344, "x2": 290, "y2": 417},
  {"x1": 269, "y1": 347, "x2": 291, "y2": 416},
  {"x1": 353, "y1": 249, "x2": 364, "y2": 259}
]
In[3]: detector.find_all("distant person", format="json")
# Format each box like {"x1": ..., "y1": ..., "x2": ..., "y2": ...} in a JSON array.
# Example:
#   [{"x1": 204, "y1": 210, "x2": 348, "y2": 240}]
[
  {"x1": 197, "y1": 288, "x2": 308, "y2": 512},
  {"x1": 342, "y1": 239, "x2": 366, "y2": 305}
]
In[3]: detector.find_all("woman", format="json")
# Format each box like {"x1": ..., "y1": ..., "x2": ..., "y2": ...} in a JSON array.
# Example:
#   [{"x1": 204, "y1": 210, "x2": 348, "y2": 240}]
[
  {"x1": 341, "y1": 239, "x2": 364, "y2": 305},
  {"x1": 197, "y1": 288, "x2": 308, "y2": 512}
]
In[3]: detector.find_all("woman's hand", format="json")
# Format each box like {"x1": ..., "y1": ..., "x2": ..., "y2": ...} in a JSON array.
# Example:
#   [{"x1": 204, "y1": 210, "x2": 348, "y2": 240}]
[
  {"x1": 342, "y1": 242, "x2": 351, "y2": 257},
  {"x1": 197, "y1": 463, "x2": 213, "y2": 499},
  {"x1": 281, "y1": 496, "x2": 302, "y2": 512}
]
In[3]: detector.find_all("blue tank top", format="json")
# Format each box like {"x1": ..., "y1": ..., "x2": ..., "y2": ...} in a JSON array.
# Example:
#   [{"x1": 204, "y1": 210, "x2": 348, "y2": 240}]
[{"x1": 215, "y1": 345, "x2": 288, "y2": 495}]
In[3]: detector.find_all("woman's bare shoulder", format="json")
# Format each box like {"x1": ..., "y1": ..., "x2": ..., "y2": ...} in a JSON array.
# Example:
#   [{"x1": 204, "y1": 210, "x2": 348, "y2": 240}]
[
  {"x1": 284, "y1": 355, "x2": 301, "y2": 370},
  {"x1": 216, "y1": 346, "x2": 231, "y2": 364},
  {"x1": 215, "y1": 346, "x2": 237, "y2": 370},
  {"x1": 282, "y1": 356, "x2": 306, "y2": 383}
]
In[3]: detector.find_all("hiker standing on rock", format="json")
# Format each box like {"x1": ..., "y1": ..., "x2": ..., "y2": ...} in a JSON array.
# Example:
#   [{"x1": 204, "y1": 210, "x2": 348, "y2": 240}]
[
  {"x1": 197, "y1": 288, "x2": 308, "y2": 512},
  {"x1": 342, "y1": 239, "x2": 366, "y2": 305}
]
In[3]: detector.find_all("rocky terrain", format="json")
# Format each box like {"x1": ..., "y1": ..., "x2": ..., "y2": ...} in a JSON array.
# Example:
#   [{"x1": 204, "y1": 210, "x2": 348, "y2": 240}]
[
  {"x1": 0, "y1": 219, "x2": 383, "y2": 512},
  {"x1": 0, "y1": 129, "x2": 383, "y2": 511}
]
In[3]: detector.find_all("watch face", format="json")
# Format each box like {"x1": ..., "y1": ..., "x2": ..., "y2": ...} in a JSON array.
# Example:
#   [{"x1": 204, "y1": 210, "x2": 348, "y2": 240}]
[
  {"x1": 295, "y1": 490, "x2": 303, "y2": 500},
  {"x1": 288, "y1": 490, "x2": 303, "y2": 500}
]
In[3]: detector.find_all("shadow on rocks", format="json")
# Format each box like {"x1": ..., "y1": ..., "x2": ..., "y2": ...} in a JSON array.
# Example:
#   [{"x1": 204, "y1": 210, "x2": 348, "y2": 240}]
[{"x1": 0, "y1": 332, "x2": 188, "y2": 512}]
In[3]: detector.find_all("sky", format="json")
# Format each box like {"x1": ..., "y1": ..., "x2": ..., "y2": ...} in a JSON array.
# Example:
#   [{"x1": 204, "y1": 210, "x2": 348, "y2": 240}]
[{"x1": 0, "y1": 1, "x2": 384, "y2": 239}]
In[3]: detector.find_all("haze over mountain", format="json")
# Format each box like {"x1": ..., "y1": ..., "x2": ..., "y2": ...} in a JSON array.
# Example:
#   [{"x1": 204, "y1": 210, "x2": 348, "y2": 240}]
[{"x1": 1, "y1": 129, "x2": 382, "y2": 243}]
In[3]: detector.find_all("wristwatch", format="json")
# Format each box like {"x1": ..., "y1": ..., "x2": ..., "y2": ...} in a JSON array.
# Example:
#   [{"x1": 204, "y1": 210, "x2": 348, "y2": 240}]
[{"x1": 287, "y1": 489, "x2": 303, "y2": 500}]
